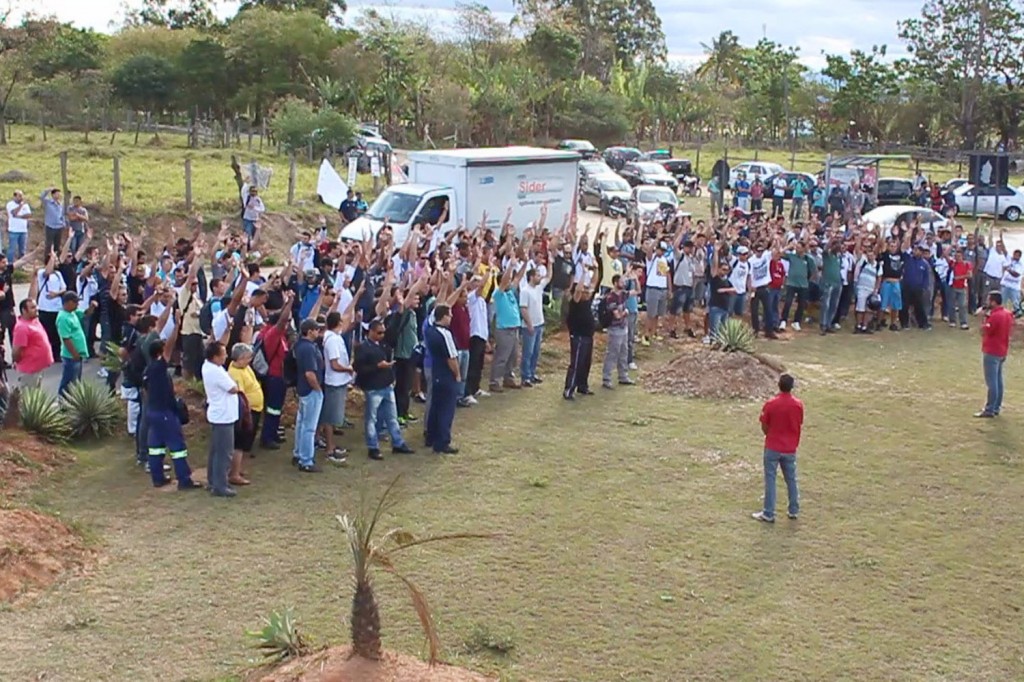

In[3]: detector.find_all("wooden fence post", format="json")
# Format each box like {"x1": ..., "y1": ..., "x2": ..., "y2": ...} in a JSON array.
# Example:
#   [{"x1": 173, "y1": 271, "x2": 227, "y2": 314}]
[
  {"x1": 113, "y1": 157, "x2": 122, "y2": 217},
  {"x1": 184, "y1": 159, "x2": 193, "y2": 212},
  {"x1": 287, "y1": 154, "x2": 296, "y2": 205},
  {"x1": 59, "y1": 151, "x2": 70, "y2": 213}
]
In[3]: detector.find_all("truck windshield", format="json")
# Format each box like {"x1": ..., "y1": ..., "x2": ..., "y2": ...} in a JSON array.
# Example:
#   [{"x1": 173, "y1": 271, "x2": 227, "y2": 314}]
[{"x1": 365, "y1": 190, "x2": 420, "y2": 223}]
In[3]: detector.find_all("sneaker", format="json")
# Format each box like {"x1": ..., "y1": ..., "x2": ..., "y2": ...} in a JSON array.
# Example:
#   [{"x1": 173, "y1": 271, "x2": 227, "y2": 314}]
[
  {"x1": 628, "y1": 362, "x2": 638, "y2": 370},
  {"x1": 819, "y1": 329, "x2": 827, "y2": 336},
  {"x1": 791, "y1": 322, "x2": 801, "y2": 332},
  {"x1": 488, "y1": 383, "x2": 505, "y2": 394},
  {"x1": 787, "y1": 513, "x2": 799, "y2": 520},
  {"x1": 601, "y1": 383, "x2": 614, "y2": 390},
  {"x1": 640, "y1": 337, "x2": 651, "y2": 347},
  {"x1": 436, "y1": 446, "x2": 460, "y2": 455},
  {"x1": 618, "y1": 379, "x2": 635, "y2": 386},
  {"x1": 778, "y1": 320, "x2": 787, "y2": 330},
  {"x1": 960, "y1": 324, "x2": 970, "y2": 330},
  {"x1": 315, "y1": 437, "x2": 327, "y2": 449},
  {"x1": 533, "y1": 376, "x2": 544, "y2": 384},
  {"x1": 457, "y1": 397, "x2": 472, "y2": 407},
  {"x1": 97, "y1": 367, "x2": 109, "y2": 378},
  {"x1": 404, "y1": 414, "x2": 420, "y2": 423},
  {"x1": 211, "y1": 487, "x2": 237, "y2": 497},
  {"x1": 686, "y1": 329, "x2": 696, "y2": 338},
  {"x1": 368, "y1": 449, "x2": 384, "y2": 460},
  {"x1": 327, "y1": 449, "x2": 349, "y2": 465},
  {"x1": 475, "y1": 389, "x2": 491, "y2": 398},
  {"x1": 392, "y1": 444, "x2": 415, "y2": 455},
  {"x1": 831, "y1": 323, "x2": 841, "y2": 331},
  {"x1": 298, "y1": 464, "x2": 322, "y2": 473},
  {"x1": 701, "y1": 335, "x2": 711, "y2": 345},
  {"x1": 751, "y1": 511, "x2": 775, "y2": 523},
  {"x1": 522, "y1": 380, "x2": 534, "y2": 388},
  {"x1": 464, "y1": 395, "x2": 479, "y2": 405},
  {"x1": 563, "y1": 392, "x2": 575, "y2": 401},
  {"x1": 948, "y1": 322, "x2": 956, "y2": 328},
  {"x1": 889, "y1": 324, "x2": 899, "y2": 332},
  {"x1": 261, "y1": 441, "x2": 280, "y2": 451},
  {"x1": 853, "y1": 326, "x2": 863, "y2": 334},
  {"x1": 973, "y1": 411, "x2": 995, "y2": 418},
  {"x1": 413, "y1": 392, "x2": 426, "y2": 403}
]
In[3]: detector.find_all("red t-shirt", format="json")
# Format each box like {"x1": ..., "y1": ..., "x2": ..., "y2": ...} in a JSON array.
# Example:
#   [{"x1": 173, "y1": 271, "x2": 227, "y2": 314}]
[
  {"x1": 769, "y1": 259, "x2": 786, "y2": 290},
  {"x1": 450, "y1": 303, "x2": 470, "y2": 351},
  {"x1": 952, "y1": 261, "x2": 972, "y2": 289},
  {"x1": 760, "y1": 392, "x2": 804, "y2": 454},
  {"x1": 982, "y1": 307, "x2": 1013, "y2": 358},
  {"x1": 259, "y1": 324, "x2": 290, "y2": 378}
]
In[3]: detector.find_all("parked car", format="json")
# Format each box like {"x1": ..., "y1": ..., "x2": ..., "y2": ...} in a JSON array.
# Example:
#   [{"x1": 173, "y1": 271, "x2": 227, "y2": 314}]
[
  {"x1": 942, "y1": 177, "x2": 970, "y2": 193},
  {"x1": 661, "y1": 158, "x2": 694, "y2": 183},
  {"x1": 875, "y1": 177, "x2": 914, "y2": 206},
  {"x1": 556, "y1": 139, "x2": 598, "y2": 159},
  {"x1": 639, "y1": 149, "x2": 672, "y2": 161},
  {"x1": 602, "y1": 146, "x2": 642, "y2": 171},
  {"x1": 619, "y1": 162, "x2": 679, "y2": 190},
  {"x1": 579, "y1": 159, "x2": 614, "y2": 185},
  {"x1": 627, "y1": 184, "x2": 679, "y2": 224},
  {"x1": 350, "y1": 125, "x2": 394, "y2": 173},
  {"x1": 953, "y1": 184, "x2": 1024, "y2": 222},
  {"x1": 761, "y1": 171, "x2": 816, "y2": 200},
  {"x1": 579, "y1": 174, "x2": 631, "y2": 214},
  {"x1": 862, "y1": 205, "x2": 949, "y2": 233},
  {"x1": 729, "y1": 161, "x2": 785, "y2": 188}
]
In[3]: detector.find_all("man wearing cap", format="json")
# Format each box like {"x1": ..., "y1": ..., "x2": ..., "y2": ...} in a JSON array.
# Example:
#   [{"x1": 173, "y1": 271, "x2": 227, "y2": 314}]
[
  {"x1": 728, "y1": 246, "x2": 752, "y2": 318},
  {"x1": 641, "y1": 240, "x2": 670, "y2": 346},
  {"x1": 902, "y1": 243, "x2": 933, "y2": 330},
  {"x1": 56, "y1": 290, "x2": 93, "y2": 396},
  {"x1": 293, "y1": 318, "x2": 325, "y2": 473}
]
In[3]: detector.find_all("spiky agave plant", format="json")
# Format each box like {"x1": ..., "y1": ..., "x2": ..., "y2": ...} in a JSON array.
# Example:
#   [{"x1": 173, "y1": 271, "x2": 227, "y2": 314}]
[
  {"x1": 100, "y1": 341, "x2": 123, "y2": 374},
  {"x1": 712, "y1": 318, "x2": 756, "y2": 353},
  {"x1": 18, "y1": 386, "x2": 72, "y2": 443},
  {"x1": 337, "y1": 476, "x2": 492, "y2": 664},
  {"x1": 61, "y1": 380, "x2": 122, "y2": 438}
]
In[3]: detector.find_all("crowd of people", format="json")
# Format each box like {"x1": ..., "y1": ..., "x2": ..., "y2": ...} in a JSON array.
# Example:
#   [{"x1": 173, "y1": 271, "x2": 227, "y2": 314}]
[{"x1": 1, "y1": 175, "x2": 1019, "y2": 503}]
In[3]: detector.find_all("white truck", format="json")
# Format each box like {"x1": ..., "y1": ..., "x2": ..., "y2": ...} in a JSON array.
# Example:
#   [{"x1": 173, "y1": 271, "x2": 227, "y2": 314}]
[{"x1": 339, "y1": 146, "x2": 580, "y2": 244}]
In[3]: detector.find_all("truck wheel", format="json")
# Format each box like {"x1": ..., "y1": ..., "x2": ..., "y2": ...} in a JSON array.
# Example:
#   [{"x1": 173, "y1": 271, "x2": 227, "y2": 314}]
[{"x1": 1005, "y1": 206, "x2": 1022, "y2": 222}]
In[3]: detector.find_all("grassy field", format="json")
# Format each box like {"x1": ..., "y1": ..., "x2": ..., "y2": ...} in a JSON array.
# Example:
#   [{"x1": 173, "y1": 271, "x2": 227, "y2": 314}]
[
  {"x1": 1, "y1": 325, "x2": 1023, "y2": 681},
  {"x1": 0, "y1": 125, "x2": 376, "y2": 218}
]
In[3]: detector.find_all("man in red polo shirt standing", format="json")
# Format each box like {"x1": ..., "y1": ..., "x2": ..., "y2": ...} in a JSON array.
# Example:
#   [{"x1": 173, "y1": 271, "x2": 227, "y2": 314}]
[
  {"x1": 976, "y1": 290, "x2": 1013, "y2": 418},
  {"x1": 753, "y1": 373, "x2": 803, "y2": 523}
]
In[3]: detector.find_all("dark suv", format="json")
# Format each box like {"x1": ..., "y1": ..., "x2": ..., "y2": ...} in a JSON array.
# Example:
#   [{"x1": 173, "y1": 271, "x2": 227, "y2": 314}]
[
  {"x1": 602, "y1": 146, "x2": 642, "y2": 171},
  {"x1": 875, "y1": 178, "x2": 914, "y2": 205}
]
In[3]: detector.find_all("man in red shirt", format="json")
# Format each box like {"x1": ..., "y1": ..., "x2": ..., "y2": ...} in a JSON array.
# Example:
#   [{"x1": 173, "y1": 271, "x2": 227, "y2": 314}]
[
  {"x1": 977, "y1": 291, "x2": 1013, "y2": 418},
  {"x1": 753, "y1": 373, "x2": 803, "y2": 523},
  {"x1": 950, "y1": 250, "x2": 972, "y2": 330}
]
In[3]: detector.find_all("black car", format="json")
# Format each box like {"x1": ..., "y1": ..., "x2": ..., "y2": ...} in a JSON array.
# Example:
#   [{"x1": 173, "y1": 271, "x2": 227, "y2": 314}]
[
  {"x1": 761, "y1": 172, "x2": 816, "y2": 200},
  {"x1": 579, "y1": 174, "x2": 632, "y2": 214},
  {"x1": 875, "y1": 177, "x2": 914, "y2": 206},
  {"x1": 602, "y1": 146, "x2": 642, "y2": 171},
  {"x1": 618, "y1": 162, "x2": 679, "y2": 190},
  {"x1": 661, "y1": 158, "x2": 694, "y2": 182},
  {"x1": 579, "y1": 159, "x2": 614, "y2": 185},
  {"x1": 556, "y1": 139, "x2": 598, "y2": 159}
]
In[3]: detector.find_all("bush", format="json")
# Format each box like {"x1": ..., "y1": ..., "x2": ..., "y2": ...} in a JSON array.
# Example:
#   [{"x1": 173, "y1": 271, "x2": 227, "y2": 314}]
[
  {"x1": 712, "y1": 318, "x2": 756, "y2": 353},
  {"x1": 62, "y1": 380, "x2": 122, "y2": 439},
  {"x1": 19, "y1": 386, "x2": 72, "y2": 443},
  {"x1": 247, "y1": 609, "x2": 310, "y2": 663}
]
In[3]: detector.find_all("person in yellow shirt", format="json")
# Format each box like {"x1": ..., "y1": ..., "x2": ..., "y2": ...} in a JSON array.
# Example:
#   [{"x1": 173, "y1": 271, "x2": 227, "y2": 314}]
[
  {"x1": 599, "y1": 228, "x2": 624, "y2": 293},
  {"x1": 227, "y1": 343, "x2": 265, "y2": 483}
]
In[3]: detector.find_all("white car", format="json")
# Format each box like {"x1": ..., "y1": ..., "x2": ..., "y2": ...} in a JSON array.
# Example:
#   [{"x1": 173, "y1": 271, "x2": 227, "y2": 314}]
[
  {"x1": 952, "y1": 184, "x2": 1024, "y2": 222},
  {"x1": 729, "y1": 161, "x2": 785, "y2": 188},
  {"x1": 862, "y1": 205, "x2": 949, "y2": 234},
  {"x1": 627, "y1": 184, "x2": 680, "y2": 224}
]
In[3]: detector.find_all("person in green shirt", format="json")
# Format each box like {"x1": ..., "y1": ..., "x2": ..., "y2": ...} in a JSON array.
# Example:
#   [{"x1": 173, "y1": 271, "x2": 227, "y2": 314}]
[
  {"x1": 708, "y1": 175, "x2": 723, "y2": 221},
  {"x1": 818, "y1": 240, "x2": 845, "y2": 335},
  {"x1": 791, "y1": 177, "x2": 808, "y2": 221},
  {"x1": 57, "y1": 291, "x2": 93, "y2": 396},
  {"x1": 779, "y1": 242, "x2": 816, "y2": 332}
]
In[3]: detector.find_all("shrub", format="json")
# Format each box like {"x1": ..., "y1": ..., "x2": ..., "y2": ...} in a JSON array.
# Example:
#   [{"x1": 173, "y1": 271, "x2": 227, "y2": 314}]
[
  {"x1": 62, "y1": 380, "x2": 122, "y2": 439},
  {"x1": 19, "y1": 386, "x2": 72, "y2": 443},
  {"x1": 712, "y1": 318, "x2": 756, "y2": 353},
  {"x1": 462, "y1": 622, "x2": 517, "y2": 656},
  {"x1": 100, "y1": 341, "x2": 123, "y2": 373},
  {"x1": 247, "y1": 609, "x2": 311, "y2": 663}
]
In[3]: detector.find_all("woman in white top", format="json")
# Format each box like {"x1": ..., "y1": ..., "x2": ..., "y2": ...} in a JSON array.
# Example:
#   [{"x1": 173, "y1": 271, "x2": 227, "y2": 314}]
[{"x1": 201, "y1": 341, "x2": 240, "y2": 498}]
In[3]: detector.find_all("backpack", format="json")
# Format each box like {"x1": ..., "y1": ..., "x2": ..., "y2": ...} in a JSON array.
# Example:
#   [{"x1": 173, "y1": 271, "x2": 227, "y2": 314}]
[
  {"x1": 596, "y1": 294, "x2": 614, "y2": 330},
  {"x1": 282, "y1": 344, "x2": 298, "y2": 387},
  {"x1": 250, "y1": 335, "x2": 269, "y2": 378},
  {"x1": 198, "y1": 299, "x2": 215, "y2": 336}
]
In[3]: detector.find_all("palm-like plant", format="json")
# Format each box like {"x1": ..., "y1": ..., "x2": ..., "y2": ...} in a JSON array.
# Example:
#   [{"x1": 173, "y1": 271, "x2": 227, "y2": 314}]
[
  {"x1": 61, "y1": 380, "x2": 122, "y2": 438},
  {"x1": 337, "y1": 476, "x2": 491, "y2": 664},
  {"x1": 19, "y1": 386, "x2": 72, "y2": 443}
]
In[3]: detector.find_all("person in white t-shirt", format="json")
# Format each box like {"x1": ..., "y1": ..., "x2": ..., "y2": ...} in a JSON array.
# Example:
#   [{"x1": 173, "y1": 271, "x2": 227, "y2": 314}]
[
  {"x1": 5, "y1": 190, "x2": 31, "y2": 260},
  {"x1": 983, "y1": 240, "x2": 1009, "y2": 292},
  {"x1": 771, "y1": 176, "x2": 788, "y2": 218},
  {"x1": 642, "y1": 241, "x2": 671, "y2": 346},
  {"x1": 320, "y1": 311, "x2": 353, "y2": 464},
  {"x1": 999, "y1": 249, "x2": 1023, "y2": 312},
  {"x1": 34, "y1": 254, "x2": 68, "y2": 361},
  {"x1": 202, "y1": 341, "x2": 241, "y2": 498},
  {"x1": 518, "y1": 267, "x2": 549, "y2": 386},
  {"x1": 747, "y1": 242, "x2": 776, "y2": 337},
  {"x1": 728, "y1": 246, "x2": 753, "y2": 317}
]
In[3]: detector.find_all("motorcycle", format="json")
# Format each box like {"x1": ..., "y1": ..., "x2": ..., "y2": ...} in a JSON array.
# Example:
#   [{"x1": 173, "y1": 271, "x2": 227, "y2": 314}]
[
  {"x1": 681, "y1": 175, "x2": 702, "y2": 197},
  {"x1": 607, "y1": 196, "x2": 629, "y2": 219}
]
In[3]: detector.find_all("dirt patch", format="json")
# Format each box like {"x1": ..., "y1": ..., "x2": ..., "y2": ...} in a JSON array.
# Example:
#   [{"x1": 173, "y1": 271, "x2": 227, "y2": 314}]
[
  {"x1": 0, "y1": 509, "x2": 93, "y2": 603},
  {"x1": 643, "y1": 347, "x2": 782, "y2": 400},
  {"x1": 0, "y1": 430, "x2": 75, "y2": 495},
  {"x1": 0, "y1": 169, "x2": 33, "y2": 183},
  {"x1": 248, "y1": 646, "x2": 496, "y2": 682}
]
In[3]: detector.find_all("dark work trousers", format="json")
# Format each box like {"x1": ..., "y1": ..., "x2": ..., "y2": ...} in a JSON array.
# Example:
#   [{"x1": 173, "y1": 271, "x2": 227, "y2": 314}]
[
  {"x1": 0, "y1": 308, "x2": 14, "y2": 346},
  {"x1": 38, "y1": 310, "x2": 60, "y2": 361},
  {"x1": 780, "y1": 286, "x2": 808, "y2": 326},
  {"x1": 393, "y1": 357, "x2": 416, "y2": 419},
  {"x1": 85, "y1": 310, "x2": 98, "y2": 356},
  {"x1": 426, "y1": 377, "x2": 458, "y2": 452},
  {"x1": 832, "y1": 284, "x2": 854, "y2": 325},
  {"x1": 750, "y1": 286, "x2": 772, "y2": 334},
  {"x1": 135, "y1": 390, "x2": 149, "y2": 464},
  {"x1": 563, "y1": 335, "x2": 593, "y2": 396},
  {"x1": 466, "y1": 336, "x2": 486, "y2": 397},
  {"x1": 260, "y1": 375, "x2": 286, "y2": 446},
  {"x1": 904, "y1": 287, "x2": 929, "y2": 328}
]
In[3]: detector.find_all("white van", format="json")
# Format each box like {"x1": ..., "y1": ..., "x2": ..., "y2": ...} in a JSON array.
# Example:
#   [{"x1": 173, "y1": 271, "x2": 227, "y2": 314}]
[{"x1": 339, "y1": 147, "x2": 580, "y2": 244}]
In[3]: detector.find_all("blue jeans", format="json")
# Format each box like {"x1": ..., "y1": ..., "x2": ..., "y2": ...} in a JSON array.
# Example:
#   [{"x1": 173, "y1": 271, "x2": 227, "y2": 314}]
[
  {"x1": 69, "y1": 229, "x2": 86, "y2": 255},
  {"x1": 293, "y1": 390, "x2": 323, "y2": 467},
  {"x1": 456, "y1": 349, "x2": 469, "y2": 398},
  {"x1": 58, "y1": 357, "x2": 83, "y2": 396},
  {"x1": 765, "y1": 288, "x2": 781, "y2": 331},
  {"x1": 819, "y1": 281, "x2": 842, "y2": 330},
  {"x1": 983, "y1": 352, "x2": 1005, "y2": 415},
  {"x1": 364, "y1": 387, "x2": 406, "y2": 451},
  {"x1": 709, "y1": 307, "x2": 729, "y2": 335},
  {"x1": 762, "y1": 448, "x2": 799, "y2": 519},
  {"x1": 520, "y1": 325, "x2": 544, "y2": 382},
  {"x1": 7, "y1": 232, "x2": 25, "y2": 261},
  {"x1": 1001, "y1": 286, "x2": 1021, "y2": 312}
]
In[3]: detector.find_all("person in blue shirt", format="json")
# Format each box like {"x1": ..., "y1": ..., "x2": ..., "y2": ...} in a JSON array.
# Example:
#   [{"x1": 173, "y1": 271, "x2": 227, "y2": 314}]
[
  {"x1": 424, "y1": 305, "x2": 461, "y2": 455},
  {"x1": 488, "y1": 259, "x2": 526, "y2": 390},
  {"x1": 735, "y1": 174, "x2": 751, "y2": 212},
  {"x1": 902, "y1": 243, "x2": 933, "y2": 330},
  {"x1": 339, "y1": 190, "x2": 359, "y2": 224},
  {"x1": 354, "y1": 192, "x2": 369, "y2": 215},
  {"x1": 293, "y1": 319, "x2": 325, "y2": 472}
]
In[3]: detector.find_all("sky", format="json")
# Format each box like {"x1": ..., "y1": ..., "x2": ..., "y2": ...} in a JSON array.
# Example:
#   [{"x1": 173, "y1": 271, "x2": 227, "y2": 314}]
[{"x1": 17, "y1": 0, "x2": 924, "y2": 71}]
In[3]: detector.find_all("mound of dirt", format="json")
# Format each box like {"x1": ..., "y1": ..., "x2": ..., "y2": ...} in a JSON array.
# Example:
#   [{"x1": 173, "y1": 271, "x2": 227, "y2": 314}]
[
  {"x1": 0, "y1": 430, "x2": 75, "y2": 495},
  {"x1": 643, "y1": 347, "x2": 783, "y2": 400},
  {"x1": 0, "y1": 169, "x2": 33, "y2": 183},
  {"x1": 249, "y1": 646, "x2": 496, "y2": 682},
  {"x1": 0, "y1": 509, "x2": 93, "y2": 603}
]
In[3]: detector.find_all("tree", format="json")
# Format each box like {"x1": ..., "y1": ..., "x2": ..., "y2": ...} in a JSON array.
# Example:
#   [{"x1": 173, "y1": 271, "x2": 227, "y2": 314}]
[
  {"x1": 0, "y1": 18, "x2": 60, "y2": 144},
  {"x1": 122, "y1": 0, "x2": 219, "y2": 30},
  {"x1": 270, "y1": 97, "x2": 356, "y2": 155},
  {"x1": 238, "y1": 0, "x2": 347, "y2": 24},
  {"x1": 823, "y1": 46, "x2": 901, "y2": 141},
  {"x1": 110, "y1": 53, "x2": 176, "y2": 142},
  {"x1": 899, "y1": 0, "x2": 1024, "y2": 149},
  {"x1": 696, "y1": 30, "x2": 744, "y2": 85},
  {"x1": 28, "y1": 24, "x2": 105, "y2": 79}
]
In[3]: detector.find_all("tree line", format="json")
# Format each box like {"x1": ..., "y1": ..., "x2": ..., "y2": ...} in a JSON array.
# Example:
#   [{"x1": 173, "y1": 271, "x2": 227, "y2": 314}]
[{"x1": 0, "y1": 0, "x2": 1021, "y2": 153}]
